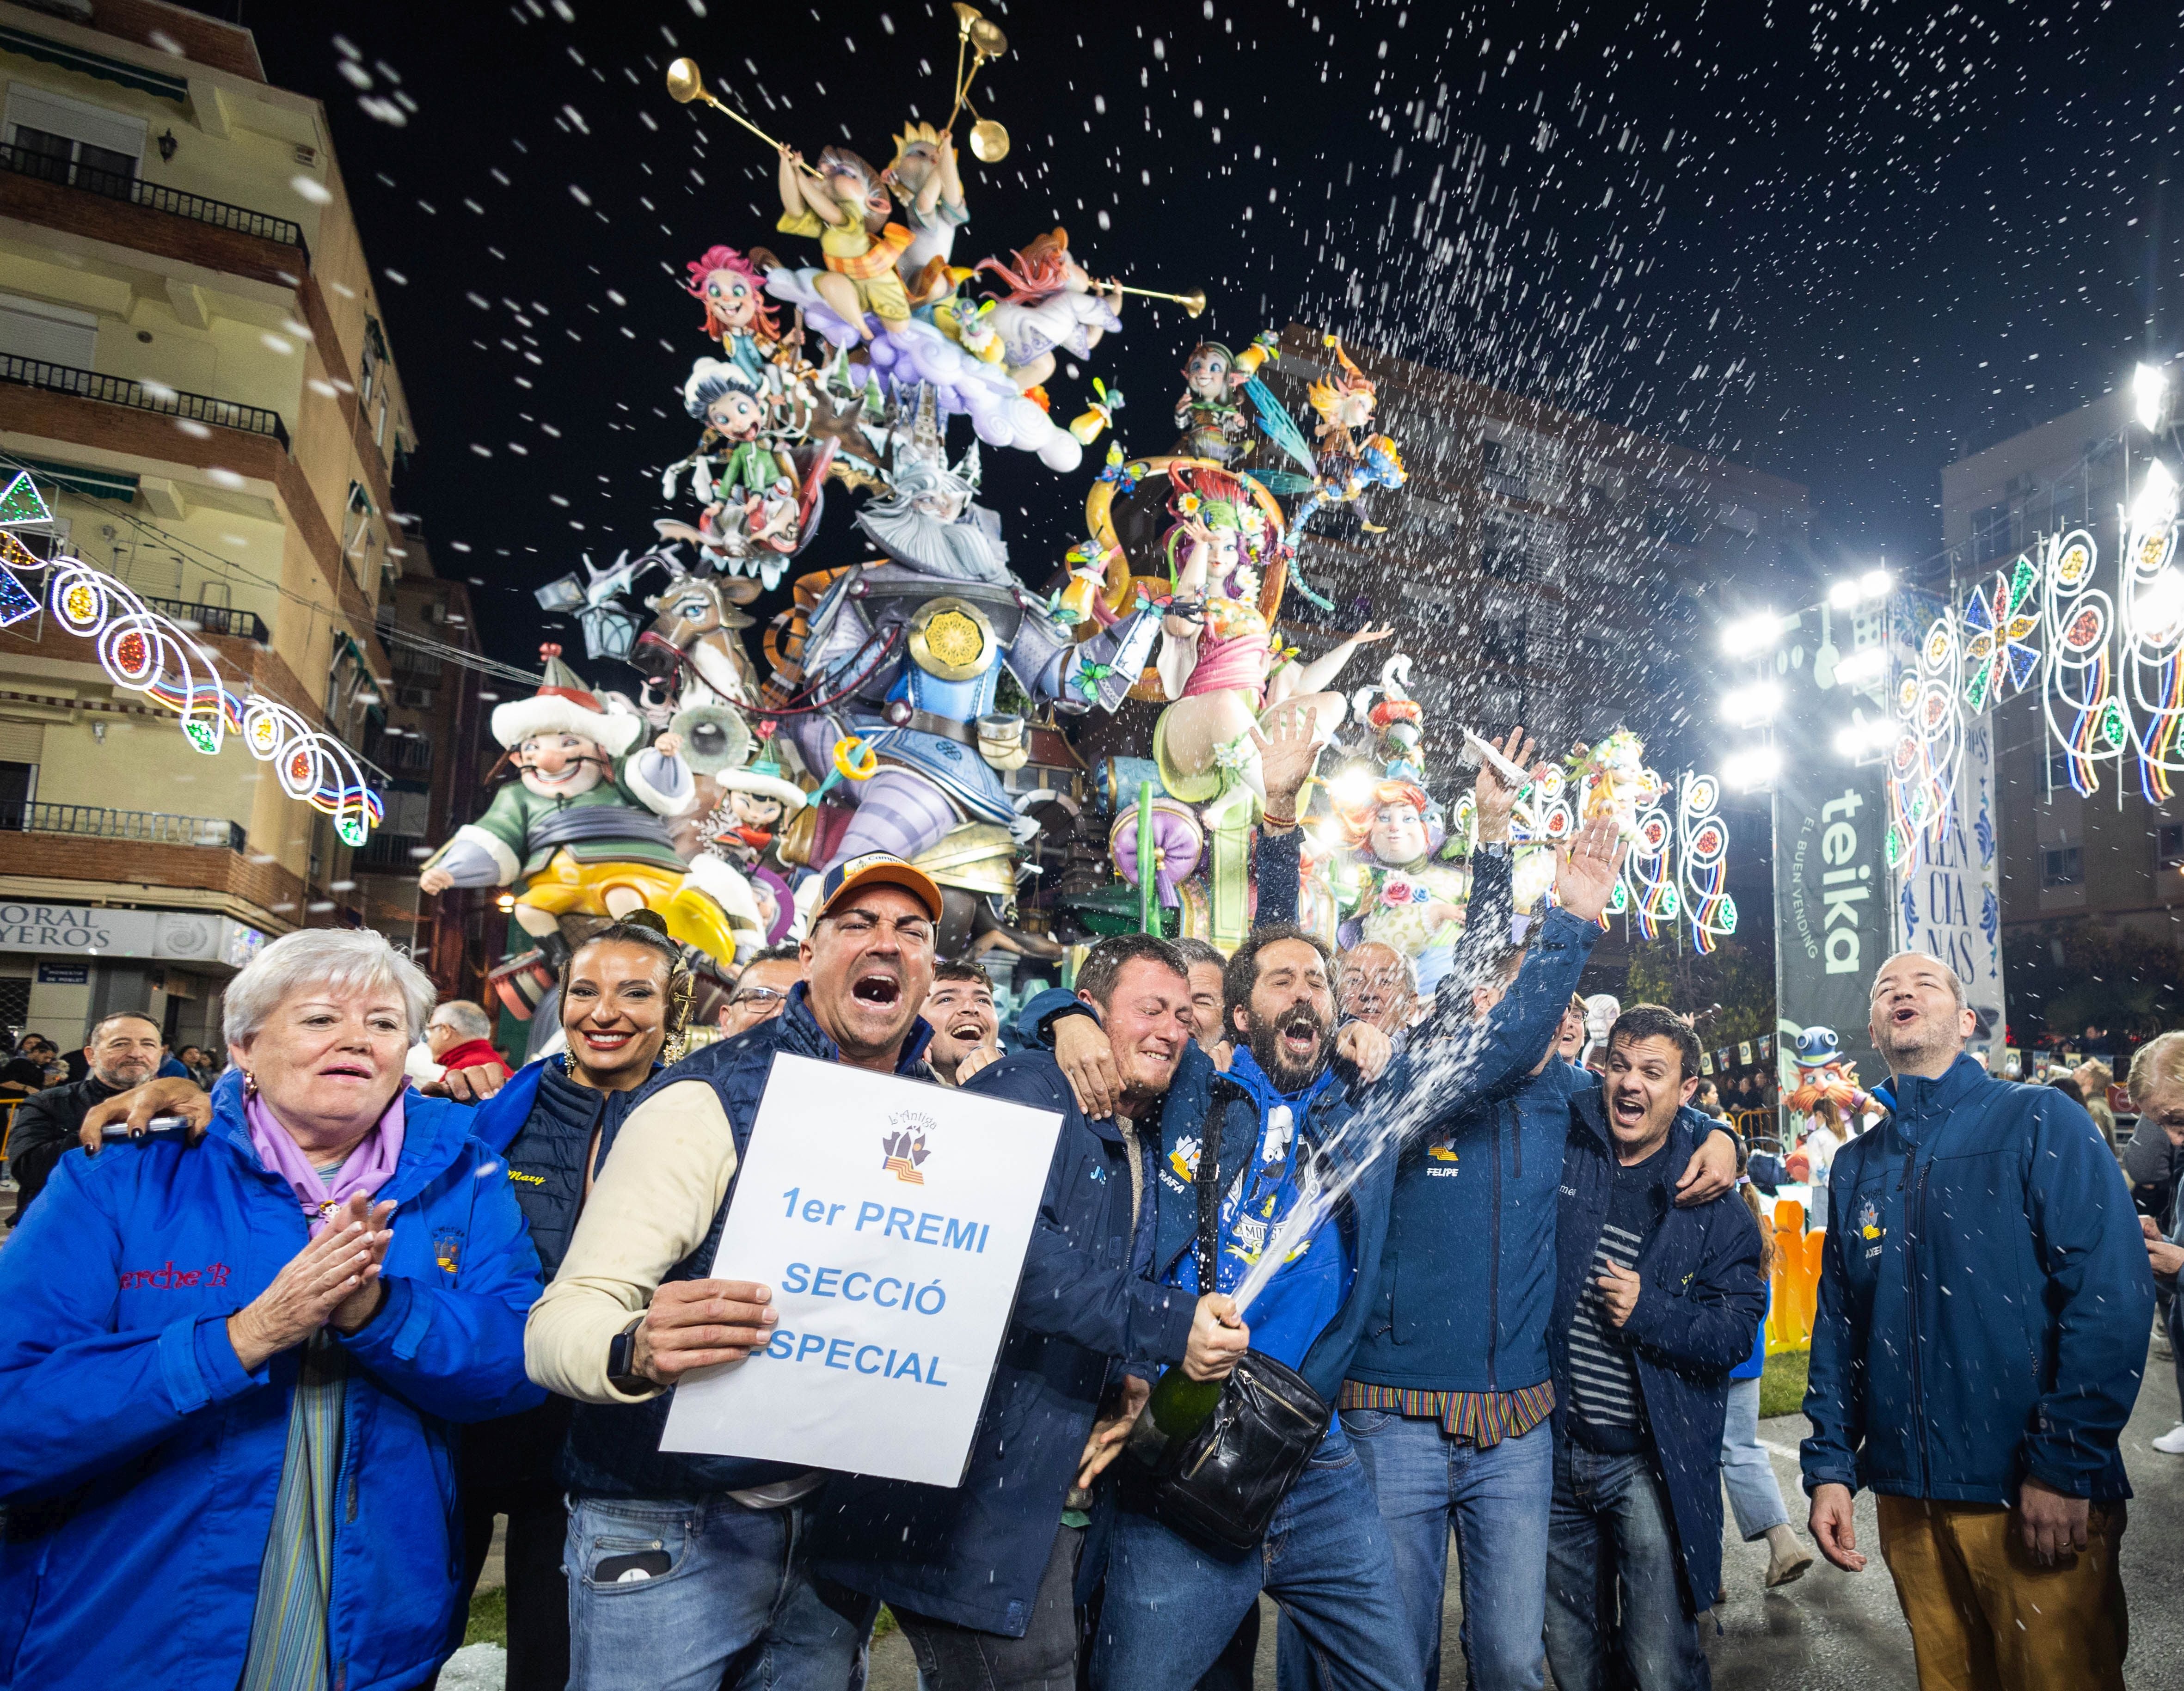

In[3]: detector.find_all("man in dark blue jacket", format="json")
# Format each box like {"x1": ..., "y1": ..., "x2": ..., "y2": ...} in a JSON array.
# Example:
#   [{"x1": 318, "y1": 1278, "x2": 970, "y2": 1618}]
[
  {"x1": 525, "y1": 853, "x2": 953, "y2": 1691},
  {"x1": 810, "y1": 932, "x2": 1248, "y2": 1691},
  {"x1": 1803, "y1": 952, "x2": 2152, "y2": 1691},
  {"x1": 1338, "y1": 763, "x2": 1739, "y2": 1691},
  {"x1": 1089, "y1": 815, "x2": 1631, "y2": 1691},
  {"x1": 1544, "y1": 1005, "x2": 1763, "y2": 1691}
]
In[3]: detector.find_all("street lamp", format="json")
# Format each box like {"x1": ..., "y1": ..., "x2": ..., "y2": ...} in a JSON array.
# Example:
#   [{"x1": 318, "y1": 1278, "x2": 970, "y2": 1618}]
[
  {"x1": 1833, "y1": 715, "x2": 1893, "y2": 758},
  {"x1": 1722, "y1": 745, "x2": 1782, "y2": 790},
  {"x1": 2131, "y1": 458, "x2": 2178, "y2": 533},
  {"x1": 1826, "y1": 569, "x2": 1895, "y2": 610},
  {"x1": 1720, "y1": 682, "x2": 1783, "y2": 728},
  {"x1": 1833, "y1": 646, "x2": 1889, "y2": 686},
  {"x1": 2135, "y1": 362, "x2": 2170, "y2": 433},
  {"x1": 1719, "y1": 610, "x2": 1789, "y2": 657}
]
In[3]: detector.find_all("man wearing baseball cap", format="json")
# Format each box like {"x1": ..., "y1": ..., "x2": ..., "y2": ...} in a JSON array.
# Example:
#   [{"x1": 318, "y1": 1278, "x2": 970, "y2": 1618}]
[{"x1": 528, "y1": 851, "x2": 951, "y2": 1690}]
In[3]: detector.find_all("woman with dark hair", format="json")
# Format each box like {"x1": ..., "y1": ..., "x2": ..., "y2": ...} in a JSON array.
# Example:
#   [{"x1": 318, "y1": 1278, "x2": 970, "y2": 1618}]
[{"x1": 449, "y1": 917, "x2": 690, "y2": 1691}]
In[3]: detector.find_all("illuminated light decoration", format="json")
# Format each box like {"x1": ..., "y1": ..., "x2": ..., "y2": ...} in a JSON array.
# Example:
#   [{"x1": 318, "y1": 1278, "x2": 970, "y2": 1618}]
[
  {"x1": 2121, "y1": 509, "x2": 2184, "y2": 803},
  {"x1": 1884, "y1": 606, "x2": 1964, "y2": 871},
  {"x1": 36, "y1": 553, "x2": 382, "y2": 841},
  {"x1": 0, "y1": 534, "x2": 37, "y2": 626},
  {"x1": 1620, "y1": 803, "x2": 1681, "y2": 941},
  {"x1": 1677, "y1": 773, "x2": 1736, "y2": 953},
  {"x1": 1958, "y1": 558, "x2": 2042, "y2": 713},
  {"x1": 0, "y1": 470, "x2": 52, "y2": 528},
  {"x1": 2041, "y1": 527, "x2": 2124, "y2": 797}
]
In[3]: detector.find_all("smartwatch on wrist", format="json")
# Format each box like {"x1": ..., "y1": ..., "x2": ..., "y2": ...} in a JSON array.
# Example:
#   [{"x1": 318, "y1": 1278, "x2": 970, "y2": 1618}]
[
  {"x1": 606, "y1": 1315, "x2": 649, "y2": 1395},
  {"x1": 1476, "y1": 839, "x2": 1512, "y2": 859}
]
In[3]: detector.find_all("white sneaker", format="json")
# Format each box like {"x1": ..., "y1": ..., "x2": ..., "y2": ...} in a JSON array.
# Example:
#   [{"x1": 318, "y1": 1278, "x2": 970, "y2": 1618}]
[{"x1": 2152, "y1": 1423, "x2": 2184, "y2": 1455}]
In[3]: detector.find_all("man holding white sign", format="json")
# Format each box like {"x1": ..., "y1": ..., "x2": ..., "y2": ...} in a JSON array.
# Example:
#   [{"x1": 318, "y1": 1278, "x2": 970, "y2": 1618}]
[{"x1": 527, "y1": 853, "x2": 950, "y2": 1691}]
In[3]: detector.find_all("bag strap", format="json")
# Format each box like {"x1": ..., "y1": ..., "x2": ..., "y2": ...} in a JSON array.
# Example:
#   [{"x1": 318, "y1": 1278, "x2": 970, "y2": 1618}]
[{"x1": 1196, "y1": 1077, "x2": 1246, "y2": 1292}]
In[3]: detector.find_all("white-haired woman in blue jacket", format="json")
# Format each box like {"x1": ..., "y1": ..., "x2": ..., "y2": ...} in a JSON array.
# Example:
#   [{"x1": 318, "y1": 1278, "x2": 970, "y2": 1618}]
[{"x1": 0, "y1": 926, "x2": 543, "y2": 1691}]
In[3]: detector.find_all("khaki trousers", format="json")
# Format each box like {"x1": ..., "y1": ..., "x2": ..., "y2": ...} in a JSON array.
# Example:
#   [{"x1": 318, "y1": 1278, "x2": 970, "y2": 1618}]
[{"x1": 1875, "y1": 1493, "x2": 2127, "y2": 1691}]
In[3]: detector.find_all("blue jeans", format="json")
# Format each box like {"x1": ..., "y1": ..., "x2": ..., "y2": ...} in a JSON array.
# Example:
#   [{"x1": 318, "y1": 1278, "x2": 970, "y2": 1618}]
[
  {"x1": 564, "y1": 1492, "x2": 876, "y2": 1691},
  {"x1": 1090, "y1": 1422, "x2": 1418, "y2": 1691},
  {"x1": 1340, "y1": 1407, "x2": 1552, "y2": 1691},
  {"x1": 1717, "y1": 1377, "x2": 1790, "y2": 1541},
  {"x1": 1545, "y1": 1441, "x2": 1710, "y2": 1691}
]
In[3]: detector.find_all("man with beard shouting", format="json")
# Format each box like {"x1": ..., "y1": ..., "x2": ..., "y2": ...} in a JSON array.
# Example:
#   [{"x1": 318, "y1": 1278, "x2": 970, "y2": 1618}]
[
  {"x1": 1088, "y1": 815, "x2": 1629, "y2": 1691},
  {"x1": 526, "y1": 852, "x2": 946, "y2": 1691}
]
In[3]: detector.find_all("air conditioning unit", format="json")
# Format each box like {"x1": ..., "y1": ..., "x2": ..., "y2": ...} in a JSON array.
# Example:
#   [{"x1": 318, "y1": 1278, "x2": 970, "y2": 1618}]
[{"x1": 397, "y1": 686, "x2": 436, "y2": 711}]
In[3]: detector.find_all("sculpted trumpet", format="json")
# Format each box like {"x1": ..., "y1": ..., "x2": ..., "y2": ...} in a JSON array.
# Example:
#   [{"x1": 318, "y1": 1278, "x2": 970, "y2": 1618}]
[
  {"x1": 947, "y1": 4, "x2": 1011, "y2": 162},
  {"x1": 665, "y1": 58, "x2": 822, "y2": 177},
  {"x1": 1106, "y1": 283, "x2": 1209, "y2": 319}
]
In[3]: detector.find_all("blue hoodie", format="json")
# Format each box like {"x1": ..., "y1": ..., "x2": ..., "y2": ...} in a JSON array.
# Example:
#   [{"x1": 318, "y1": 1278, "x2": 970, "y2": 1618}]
[
  {"x1": 0, "y1": 1072, "x2": 543, "y2": 1691},
  {"x1": 1802, "y1": 1054, "x2": 2153, "y2": 1506}
]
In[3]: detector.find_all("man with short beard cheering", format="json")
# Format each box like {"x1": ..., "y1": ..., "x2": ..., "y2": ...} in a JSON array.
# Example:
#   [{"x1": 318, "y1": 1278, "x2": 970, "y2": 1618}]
[
  {"x1": 1803, "y1": 952, "x2": 2151, "y2": 1691},
  {"x1": 526, "y1": 853, "x2": 946, "y2": 1691},
  {"x1": 1091, "y1": 817, "x2": 1629, "y2": 1691}
]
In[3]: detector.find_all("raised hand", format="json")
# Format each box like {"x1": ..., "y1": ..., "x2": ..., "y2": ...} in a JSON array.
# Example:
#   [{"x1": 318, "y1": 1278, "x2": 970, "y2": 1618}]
[
  {"x1": 1553, "y1": 813, "x2": 1626, "y2": 925},
  {"x1": 1252, "y1": 705, "x2": 1324, "y2": 821},
  {"x1": 1473, "y1": 725, "x2": 1538, "y2": 844}
]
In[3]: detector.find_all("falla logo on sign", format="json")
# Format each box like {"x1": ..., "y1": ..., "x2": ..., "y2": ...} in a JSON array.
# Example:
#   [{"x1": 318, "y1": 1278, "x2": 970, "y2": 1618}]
[
  {"x1": 881, "y1": 1109, "x2": 934, "y2": 1185},
  {"x1": 1819, "y1": 789, "x2": 1873, "y2": 975}
]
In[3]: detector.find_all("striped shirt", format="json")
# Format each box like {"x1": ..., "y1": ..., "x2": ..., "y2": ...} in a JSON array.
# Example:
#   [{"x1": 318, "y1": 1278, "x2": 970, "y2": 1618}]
[
  {"x1": 1566, "y1": 1144, "x2": 1668, "y2": 1453},
  {"x1": 1337, "y1": 1379, "x2": 1556, "y2": 1448}
]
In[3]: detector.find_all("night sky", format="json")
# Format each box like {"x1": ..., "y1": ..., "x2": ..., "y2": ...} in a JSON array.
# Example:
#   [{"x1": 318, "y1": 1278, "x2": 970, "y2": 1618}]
[{"x1": 226, "y1": 0, "x2": 2182, "y2": 678}]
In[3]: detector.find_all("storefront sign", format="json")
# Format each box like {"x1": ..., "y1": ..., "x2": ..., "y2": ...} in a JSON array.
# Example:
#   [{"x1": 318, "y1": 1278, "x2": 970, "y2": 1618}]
[{"x1": 0, "y1": 903, "x2": 264, "y2": 968}]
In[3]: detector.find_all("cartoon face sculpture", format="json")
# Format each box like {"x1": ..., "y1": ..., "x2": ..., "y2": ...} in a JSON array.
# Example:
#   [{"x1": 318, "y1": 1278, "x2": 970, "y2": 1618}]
[
  {"x1": 704, "y1": 386, "x2": 769, "y2": 441},
  {"x1": 886, "y1": 133, "x2": 943, "y2": 196},
  {"x1": 1368, "y1": 796, "x2": 1431, "y2": 867},
  {"x1": 695, "y1": 263, "x2": 762, "y2": 334},
  {"x1": 1183, "y1": 343, "x2": 1236, "y2": 402},
  {"x1": 515, "y1": 731, "x2": 608, "y2": 799},
  {"x1": 727, "y1": 788, "x2": 785, "y2": 833}
]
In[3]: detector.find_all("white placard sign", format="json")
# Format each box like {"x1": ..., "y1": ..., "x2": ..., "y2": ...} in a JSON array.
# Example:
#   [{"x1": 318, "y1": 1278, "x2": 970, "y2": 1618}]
[{"x1": 660, "y1": 1051, "x2": 1063, "y2": 1487}]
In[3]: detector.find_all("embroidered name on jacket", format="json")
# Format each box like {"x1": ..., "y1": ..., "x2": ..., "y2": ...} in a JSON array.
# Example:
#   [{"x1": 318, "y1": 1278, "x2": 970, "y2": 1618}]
[{"x1": 118, "y1": 1260, "x2": 232, "y2": 1290}]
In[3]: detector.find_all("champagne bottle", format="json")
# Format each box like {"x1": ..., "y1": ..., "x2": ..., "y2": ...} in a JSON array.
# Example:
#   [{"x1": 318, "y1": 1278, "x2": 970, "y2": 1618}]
[{"x1": 1147, "y1": 1364, "x2": 1223, "y2": 1441}]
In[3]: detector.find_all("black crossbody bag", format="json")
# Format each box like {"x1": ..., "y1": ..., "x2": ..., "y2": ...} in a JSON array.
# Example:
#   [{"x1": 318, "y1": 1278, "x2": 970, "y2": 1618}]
[{"x1": 1145, "y1": 1080, "x2": 1334, "y2": 1553}]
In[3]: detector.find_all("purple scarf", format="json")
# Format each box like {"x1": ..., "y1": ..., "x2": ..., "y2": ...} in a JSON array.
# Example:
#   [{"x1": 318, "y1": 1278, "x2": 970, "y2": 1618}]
[{"x1": 245, "y1": 1086, "x2": 406, "y2": 1236}]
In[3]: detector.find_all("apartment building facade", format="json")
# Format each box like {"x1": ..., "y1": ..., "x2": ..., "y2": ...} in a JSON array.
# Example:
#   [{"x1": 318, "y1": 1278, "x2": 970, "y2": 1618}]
[{"x1": 0, "y1": 0, "x2": 482, "y2": 1049}]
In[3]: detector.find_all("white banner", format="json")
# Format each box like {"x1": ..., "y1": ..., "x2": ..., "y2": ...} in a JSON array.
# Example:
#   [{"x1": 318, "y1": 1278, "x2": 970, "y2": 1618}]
[
  {"x1": 660, "y1": 1052, "x2": 1063, "y2": 1487},
  {"x1": 1893, "y1": 712, "x2": 2007, "y2": 1070}
]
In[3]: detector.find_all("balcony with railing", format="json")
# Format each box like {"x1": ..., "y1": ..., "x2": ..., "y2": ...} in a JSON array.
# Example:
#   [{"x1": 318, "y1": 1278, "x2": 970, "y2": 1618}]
[
  {"x1": 139, "y1": 596, "x2": 268, "y2": 642},
  {"x1": 2, "y1": 802, "x2": 245, "y2": 849},
  {"x1": 0, "y1": 355, "x2": 290, "y2": 450},
  {"x1": 0, "y1": 141, "x2": 308, "y2": 257}
]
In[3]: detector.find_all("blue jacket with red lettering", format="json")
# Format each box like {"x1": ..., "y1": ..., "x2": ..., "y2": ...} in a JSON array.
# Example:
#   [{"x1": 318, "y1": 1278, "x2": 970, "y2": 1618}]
[{"x1": 0, "y1": 1072, "x2": 543, "y2": 1691}]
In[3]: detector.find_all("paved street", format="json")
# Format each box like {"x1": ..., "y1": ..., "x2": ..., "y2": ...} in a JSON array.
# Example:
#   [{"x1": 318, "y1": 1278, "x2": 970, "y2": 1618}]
[{"x1": 861, "y1": 1333, "x2": 2184, "y2": 1690}]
